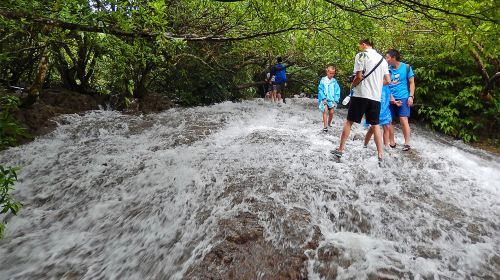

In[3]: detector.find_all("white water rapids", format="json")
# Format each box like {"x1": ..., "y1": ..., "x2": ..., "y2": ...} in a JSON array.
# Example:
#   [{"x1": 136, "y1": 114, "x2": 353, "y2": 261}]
[{"x1": 0, "y1": 98, "x2": 499, "y2": 279}]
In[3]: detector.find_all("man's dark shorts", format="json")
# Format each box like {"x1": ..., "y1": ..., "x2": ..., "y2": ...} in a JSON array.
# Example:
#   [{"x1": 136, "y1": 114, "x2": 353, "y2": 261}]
[
  {"x1": 347, "y1": 96, "x2": 381, "y2": 125},
  {"x1": 272, "y1": 83, "x2": 285, "y2": 92}
]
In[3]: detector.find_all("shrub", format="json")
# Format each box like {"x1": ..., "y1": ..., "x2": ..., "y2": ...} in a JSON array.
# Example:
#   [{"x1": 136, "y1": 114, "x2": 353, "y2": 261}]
[{"x1": 0, "y1": 165, "x2": 21, "y2": 239}]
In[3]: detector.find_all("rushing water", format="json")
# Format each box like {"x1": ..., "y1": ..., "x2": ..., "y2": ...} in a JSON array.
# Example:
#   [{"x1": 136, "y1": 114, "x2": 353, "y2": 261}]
[{"x1": 0, "y1": 98, "x2": 499, "y2": 280}]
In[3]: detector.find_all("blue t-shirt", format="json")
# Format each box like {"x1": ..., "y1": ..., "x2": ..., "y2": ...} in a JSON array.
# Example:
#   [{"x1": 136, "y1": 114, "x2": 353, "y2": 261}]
[{"x1": 388, "y1": 62, "x2": 414, "y2": 99}]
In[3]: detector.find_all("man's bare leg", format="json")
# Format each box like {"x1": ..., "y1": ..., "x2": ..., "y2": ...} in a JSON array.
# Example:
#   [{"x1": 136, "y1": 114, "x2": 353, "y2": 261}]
[
  {"x1": 372, "y1": 124, "x2": 383, "y2": 159},
  {"x1": 337, "y1": 120, "x2": 353, "y2": 152},
  {"x1": 364, "y1": 126, "x2": 374, "y2": 146},
  {"x1": 400, "y1": 116, "x2": 411, "y2": 145}
]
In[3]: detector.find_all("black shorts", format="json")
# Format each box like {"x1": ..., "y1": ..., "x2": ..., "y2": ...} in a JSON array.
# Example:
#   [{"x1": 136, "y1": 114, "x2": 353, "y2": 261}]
[
  {"x1": 272, "y1": 83, "x2": 285, "y2": 92},
  {"x1": 347, "y1": 96, "x2": 381, "y2": 125}
]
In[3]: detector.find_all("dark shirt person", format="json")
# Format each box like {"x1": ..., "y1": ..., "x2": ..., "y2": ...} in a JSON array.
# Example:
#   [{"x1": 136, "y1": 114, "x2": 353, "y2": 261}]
[{"x1": 270, "y1": 57, "x2": 287, "y2": 104}]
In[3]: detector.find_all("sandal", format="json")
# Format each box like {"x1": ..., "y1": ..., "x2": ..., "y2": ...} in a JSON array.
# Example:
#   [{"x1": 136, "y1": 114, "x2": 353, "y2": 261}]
[
  {"x1": 323, "y1": 127, "x2": 328, "y2": 132},
  {"x1": 402, "y1": 144, "x2": 411, "y2": 151},
  {"x1": 389, "y1": 143, "x2": 397, "y2": 149},
  {"x1": 330, "y1": 149, "x2": 343, "y2": 158}
]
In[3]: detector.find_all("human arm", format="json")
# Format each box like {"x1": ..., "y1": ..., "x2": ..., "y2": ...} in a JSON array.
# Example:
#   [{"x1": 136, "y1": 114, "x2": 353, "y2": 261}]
[
  {"x1": 407, "y1": 77, "x2": 415, "y2": 107},
  {"x1": 389, "y1": 93, "x2": 402, "y2": 107},
  {"x1": 390, "y1": 93, "x2": 396, "y2": 104},
  {"x1": 351, "y1": 52, "x2": 365, "y2": 89},
  {"x1": 383, "y1": 73, "x2": 391, "y2": 85},
  {"x1": 350, "y1": 71, "x2": 363, "y2": 89}
]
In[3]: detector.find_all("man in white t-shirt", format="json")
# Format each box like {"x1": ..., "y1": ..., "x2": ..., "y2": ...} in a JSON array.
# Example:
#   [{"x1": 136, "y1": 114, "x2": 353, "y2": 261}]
[{"x1": 332, "y1": 39, "x2": 391, "y2": 164}]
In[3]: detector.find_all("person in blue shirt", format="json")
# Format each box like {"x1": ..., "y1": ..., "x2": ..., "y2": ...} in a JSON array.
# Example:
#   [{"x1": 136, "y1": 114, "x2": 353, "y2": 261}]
[
  {"x1": 317, "y1": 65, "x2": 341, "y2": 132},
  {"x1": 270, "y1": 57, "x2": 287, "y2": 103},
  {"x1": 385, "y1": 49, "x2": 415, "y2": 151},
  {"x1": 363, "y1": 85, "x2": 395, "y2": 147}
]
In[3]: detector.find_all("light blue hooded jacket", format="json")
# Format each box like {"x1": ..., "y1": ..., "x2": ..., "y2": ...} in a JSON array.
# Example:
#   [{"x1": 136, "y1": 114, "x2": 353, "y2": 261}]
[
  {"x1": 318, "y1": 76, "x2": 341, "y2": 111},
  {"x1": 363, "y1": 85, "x2": 392, "y2": 128}
]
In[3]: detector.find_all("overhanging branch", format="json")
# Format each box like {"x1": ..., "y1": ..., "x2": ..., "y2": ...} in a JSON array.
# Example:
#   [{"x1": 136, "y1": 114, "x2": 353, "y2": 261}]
[{"x1": 0, "y1": 9, "x2": 312, "y2": 42}]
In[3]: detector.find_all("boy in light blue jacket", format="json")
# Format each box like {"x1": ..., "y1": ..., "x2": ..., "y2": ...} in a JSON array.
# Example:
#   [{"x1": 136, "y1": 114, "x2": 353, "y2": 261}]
[{"x1": 318, "y1": 65, "x2": 341, "y2": 132}]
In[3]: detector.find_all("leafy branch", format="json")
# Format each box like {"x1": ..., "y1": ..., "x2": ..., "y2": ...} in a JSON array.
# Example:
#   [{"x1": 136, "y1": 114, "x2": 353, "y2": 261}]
[
  {"x1": 0, "y1": 165, "x2": 22, "y2": 239},
  {"x1": 0, "y1": 9, "x2": 315, "y2": 42}
]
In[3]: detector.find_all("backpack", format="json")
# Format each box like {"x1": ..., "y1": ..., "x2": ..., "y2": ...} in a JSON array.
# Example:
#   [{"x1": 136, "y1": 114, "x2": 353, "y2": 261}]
[{"x1": 273, "y1": 64, "x2": 287, "y2": 83}]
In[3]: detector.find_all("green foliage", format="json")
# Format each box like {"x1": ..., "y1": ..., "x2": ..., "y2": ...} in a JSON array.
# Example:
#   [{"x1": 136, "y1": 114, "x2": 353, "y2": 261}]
[
  {"x1": 163, "y1": 56, "x2": 234, "y2": 106},
  {"x1": 0, "y1": 165, "x2": 22, "y2": 239},
  {"x1": 0, "y1": 95, "x2": 30, "y2": 149},
  {"x1": 373, "y1": 2, "x2": 499, "y2": 143},
  {"x1": 0, "y1": 0, "x2": 498, "y2": 142},
  {"x1": 410, "y1": 38, "x2": 499, "y2": 142}
]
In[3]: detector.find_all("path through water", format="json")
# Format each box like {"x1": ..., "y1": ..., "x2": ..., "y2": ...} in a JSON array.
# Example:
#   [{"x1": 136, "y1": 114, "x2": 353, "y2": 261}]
[{"x1": 0, "y1": 99, "x2": 499, "y2": 279}]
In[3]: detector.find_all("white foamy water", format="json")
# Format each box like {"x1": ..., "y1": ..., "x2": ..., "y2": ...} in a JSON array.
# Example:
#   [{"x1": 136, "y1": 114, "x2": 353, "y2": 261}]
[{"x1": 0, "y1": 98, "x2": 499, "y2": 279}]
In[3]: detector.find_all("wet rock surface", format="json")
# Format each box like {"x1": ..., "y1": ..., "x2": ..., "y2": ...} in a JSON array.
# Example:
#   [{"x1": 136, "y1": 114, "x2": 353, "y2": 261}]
[
  {"x1": 185, "y1": 211, "x2": 309, "y2": 280},
  {"x1": 9, "y1": 88, "x2": 174, "y2": 141},
  {"x1": 0, "y1": 99, "x2": 499, "y2": 279}
]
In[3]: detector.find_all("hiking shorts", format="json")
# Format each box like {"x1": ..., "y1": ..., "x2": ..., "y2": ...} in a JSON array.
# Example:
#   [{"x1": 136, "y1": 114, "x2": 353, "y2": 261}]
[
  {"x1": 347, "y1": 96, "x2": 381, "y2": 125},
  {"x1": 272, "y1": 83, "x2": 285, "y2": 92},
  {"x1": 326, "y1": 100, "x2": 336, "y2": 109},
  {"x1": 390, "y1": 98, "x2": 410, "y2": 119}
]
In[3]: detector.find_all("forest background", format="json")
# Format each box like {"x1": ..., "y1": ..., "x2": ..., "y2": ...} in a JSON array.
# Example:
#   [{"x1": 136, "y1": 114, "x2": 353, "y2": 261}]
[{"x1": 0, "y1": 0, "x2": 498, "y2": 146}]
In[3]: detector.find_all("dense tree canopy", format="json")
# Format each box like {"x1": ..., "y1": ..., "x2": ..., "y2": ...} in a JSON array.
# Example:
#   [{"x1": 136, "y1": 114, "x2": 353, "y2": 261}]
[{"x1": 0, "y1": 0, "x2": 499, "y2": 142}]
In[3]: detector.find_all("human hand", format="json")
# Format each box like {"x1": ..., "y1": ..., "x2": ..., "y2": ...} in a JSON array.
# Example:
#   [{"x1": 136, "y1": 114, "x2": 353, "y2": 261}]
[{"x1": 408, "y1": 97, "x2": 414, "y2": 107}]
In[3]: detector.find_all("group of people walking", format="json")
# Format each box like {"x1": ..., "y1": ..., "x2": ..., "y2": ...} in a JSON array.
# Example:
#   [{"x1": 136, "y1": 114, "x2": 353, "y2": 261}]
[
  {"x1": 263, "y1": 39, "x2": 415, "y2": 165},
  {"x1": 321, "y1": 39, "x2": 415, "y2": 165}
]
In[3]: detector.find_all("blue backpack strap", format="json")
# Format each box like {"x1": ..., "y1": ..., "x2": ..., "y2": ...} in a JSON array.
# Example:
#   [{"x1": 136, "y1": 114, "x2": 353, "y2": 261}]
[
  {"x1": 406, "y1": 63, "x2": 410, "y2": 82},
  {"x1": 406, "y1": 63, "x2": 411, "y2": 93}
]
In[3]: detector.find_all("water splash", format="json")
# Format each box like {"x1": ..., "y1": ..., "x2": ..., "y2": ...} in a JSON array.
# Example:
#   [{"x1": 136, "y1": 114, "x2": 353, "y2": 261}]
[{"x1": 0, "y1": 99, "x2": 498, "y2": 279}]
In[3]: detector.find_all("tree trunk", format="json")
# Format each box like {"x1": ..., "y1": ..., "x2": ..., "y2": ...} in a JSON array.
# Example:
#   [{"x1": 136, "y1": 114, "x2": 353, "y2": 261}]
[
  {"x1": 54, "y1": 47, "x2": 78, "y2": 91},
  {"x1": 22, "y1": 45, "x2": 49, "y2": 107},
  {"x1": 53, "y1": 34, "x2": 99, "y2": 94},
  {"x1": 133, "y1": 62, "x2": 154, "y2": 99},
  {"x1": 482, "y1": 72, "x2": 499, "y2": 102},
  {"x1": 469, "y1": 48, "x2": 489, "y2": 83}
]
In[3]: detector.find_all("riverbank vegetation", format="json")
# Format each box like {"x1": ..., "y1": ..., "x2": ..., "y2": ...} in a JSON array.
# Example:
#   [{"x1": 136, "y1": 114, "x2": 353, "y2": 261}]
[
  {"x1": 0, "y1": 0, "x2": 498, "y2": 145},
  {"x1": 0, "y1": 166, "x2": 21, "y2": 239}
]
